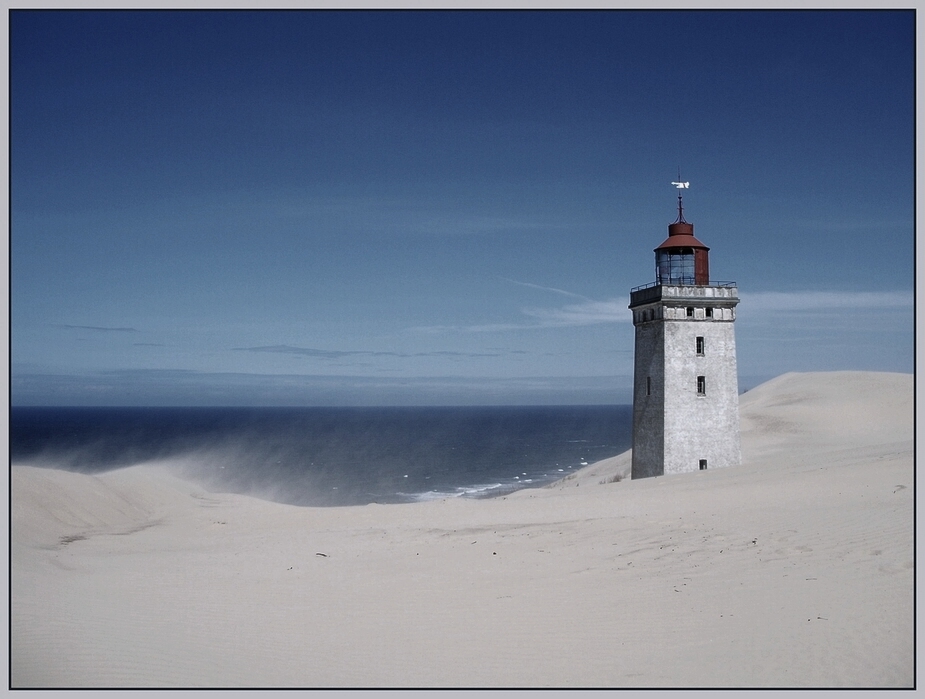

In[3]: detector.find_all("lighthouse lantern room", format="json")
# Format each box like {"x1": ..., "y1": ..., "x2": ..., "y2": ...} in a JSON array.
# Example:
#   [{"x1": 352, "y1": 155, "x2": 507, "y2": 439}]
[{"x1": 655, "y1": 193, "x2": 710, "y2": 285}]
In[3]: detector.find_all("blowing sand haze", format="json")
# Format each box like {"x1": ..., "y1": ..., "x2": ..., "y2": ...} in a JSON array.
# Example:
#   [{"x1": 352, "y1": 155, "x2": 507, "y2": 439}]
[{"x1": 11, "y1": 371, "x2": 913, "y2": 687}]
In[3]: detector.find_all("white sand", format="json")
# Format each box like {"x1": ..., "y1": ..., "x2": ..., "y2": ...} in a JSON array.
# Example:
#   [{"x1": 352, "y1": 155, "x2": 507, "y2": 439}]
[{"x1": 11, "y1": 371, "x2": 914, "y2": 688}]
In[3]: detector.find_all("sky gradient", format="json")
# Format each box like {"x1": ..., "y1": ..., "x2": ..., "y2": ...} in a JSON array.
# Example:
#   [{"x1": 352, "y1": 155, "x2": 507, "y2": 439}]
[{"x1": 11, "y1": 10, "x2": 915, "y2": 405}]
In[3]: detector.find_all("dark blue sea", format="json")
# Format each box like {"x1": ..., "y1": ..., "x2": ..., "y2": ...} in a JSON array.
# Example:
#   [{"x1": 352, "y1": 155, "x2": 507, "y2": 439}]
[{"x1": 10, "y1": 406, "x2": 633, "y2": 507}]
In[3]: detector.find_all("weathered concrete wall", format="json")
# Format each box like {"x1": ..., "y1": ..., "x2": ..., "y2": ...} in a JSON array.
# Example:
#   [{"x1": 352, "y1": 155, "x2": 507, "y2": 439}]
[
  {"x1": 662, "y1": 317, "x2": 740, "y2": 474},
  {"x1": 630, "y1": 284, "x2": 741, "y2": 479},
  {"x1": 631, "y1": 320, "x2": 665, "y2": 478}
]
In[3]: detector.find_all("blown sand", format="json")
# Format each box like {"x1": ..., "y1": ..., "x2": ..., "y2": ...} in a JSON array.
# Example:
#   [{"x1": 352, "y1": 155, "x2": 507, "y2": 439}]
[{"x1": 11, "y1": 371, "x2": 914, "y2": 687}]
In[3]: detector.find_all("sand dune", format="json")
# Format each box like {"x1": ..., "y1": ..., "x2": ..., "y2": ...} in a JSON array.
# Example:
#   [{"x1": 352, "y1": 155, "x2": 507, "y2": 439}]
[{"x1": 11, "y1": 371, "x2": 913, "y2": 687}]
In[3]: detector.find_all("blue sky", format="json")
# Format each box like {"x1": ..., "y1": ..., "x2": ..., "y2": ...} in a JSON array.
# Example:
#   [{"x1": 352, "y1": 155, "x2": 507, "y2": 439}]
[{"x1": 11, "y1": 10, "x2": 914, "y2": 405}]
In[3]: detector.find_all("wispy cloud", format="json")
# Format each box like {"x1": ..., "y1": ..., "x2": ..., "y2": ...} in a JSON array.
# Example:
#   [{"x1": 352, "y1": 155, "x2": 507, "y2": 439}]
[
  {"x1": 54, "y1": 324, "x2": 139, "y2": 332},
  {"x1": 739, "y1": 290, "x2": 913, "y2": 313},
  {"x1": 413, "y1": 297, "x2": 631, "y2": 334},
  {"x1": 234, "y1": 345, "x2": 363, "y2": 359},
  {"x1": 499, "y1": 277, "x2": 592, "y2": 300},
  {"x1": 233, "y1": 345, "x2": 505, "y2": 359},
  {"x1": 414, "y1": 288, "x2": 914, "y2": 337},
  {"x1": 522, "y1": 299, "x2": 628, "y2": 326},
  {"x1": 423, "y1": 350, "x2": 503, "y2": 357}
]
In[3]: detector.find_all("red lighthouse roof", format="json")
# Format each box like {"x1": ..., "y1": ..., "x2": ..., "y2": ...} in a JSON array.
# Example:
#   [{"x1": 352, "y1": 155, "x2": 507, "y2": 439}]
[
  {"x1": 655, "y1": 224, "x2": 709, "y2": 252},
  {"x1": 654, "y1": 197, "x2": 709, "y2": 252}
]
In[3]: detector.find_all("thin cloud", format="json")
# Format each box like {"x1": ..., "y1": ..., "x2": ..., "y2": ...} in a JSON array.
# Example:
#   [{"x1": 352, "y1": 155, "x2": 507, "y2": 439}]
[
  {"x1": 412, "y1": 297, "x2": 631, "y2": 334},
  {"x1": 411, "y1": 322, "x2": 539, "y2": 334},
  {"x1": 54, "y1": 324, "x2": 139, "y2": 332},
  {"x1": 235, "y1": 345, "x2": 360, "y2": 359},
  {"x1": 422, "y1": 350, "x2": 503, "y2": 358},
  {"x1": 233, "y1": 345, "x2": 505, "y2": 359},
  {"x1": 499, "y1": 277, "x2": 592, "y2": 300},
  {"x1": 415, "y1": 288, "x2": 915, "y2": 336},
  {"x1": 523, "y1": 299, "x2": 628, "y2": 326},
  {"x1": 740, "y1": 290, "x2": 913, "y2": 313}
]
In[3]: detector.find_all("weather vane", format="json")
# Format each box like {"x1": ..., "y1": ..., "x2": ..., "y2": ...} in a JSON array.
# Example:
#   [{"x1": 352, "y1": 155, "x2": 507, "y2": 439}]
[{"x1": 671, "y1": 169, "x2": 689, "y2": 222}]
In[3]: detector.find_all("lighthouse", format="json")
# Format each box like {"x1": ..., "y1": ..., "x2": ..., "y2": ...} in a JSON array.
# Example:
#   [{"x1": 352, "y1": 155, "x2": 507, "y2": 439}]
[{"x1": 628, "y1": 184, "x2": 741, "y2": 479}]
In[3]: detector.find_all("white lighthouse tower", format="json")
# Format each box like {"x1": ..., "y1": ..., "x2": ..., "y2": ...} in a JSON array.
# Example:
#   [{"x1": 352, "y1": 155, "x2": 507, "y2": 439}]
[{"x1": 628, "y1": 184, "x2": 741, "y2": 479}]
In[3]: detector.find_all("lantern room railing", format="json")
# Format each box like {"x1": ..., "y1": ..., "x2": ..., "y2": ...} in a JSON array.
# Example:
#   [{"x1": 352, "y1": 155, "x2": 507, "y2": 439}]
[{"x1": 631, "y1": 280, "x2": 737, "y2": 293}]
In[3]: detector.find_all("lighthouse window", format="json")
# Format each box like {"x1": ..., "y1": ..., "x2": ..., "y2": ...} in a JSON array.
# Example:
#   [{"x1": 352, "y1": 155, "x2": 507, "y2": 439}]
[
  {"x1": 656, "y1": 248, "x2": 696, "y2": 285},
  {"x1": 705, "y1": 307, "x2": 713, "y2": 318},
  {"x1": 699, "y1": 459, "x2": 708, "y2": 471},
  {"x1": 646, "y1": 376, "x2": 651, "y2": 396},
  {"x1": 696, "y1": 336, "x2": 704, "y2": 355},
  {"x1": 697, "y1": 376, "x2": 706, "y2": 395},
  {"x1": 686, "y1": 307, "x2": 694, "y2": 317}
]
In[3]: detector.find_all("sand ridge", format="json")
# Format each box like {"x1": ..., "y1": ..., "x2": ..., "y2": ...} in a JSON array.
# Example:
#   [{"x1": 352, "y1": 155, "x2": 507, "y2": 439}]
[{"x1": 10, "y1": 371, "x2": 914, "y2": 687}]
